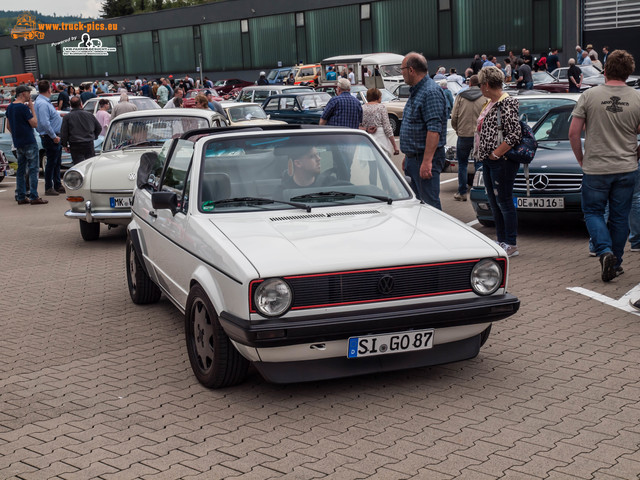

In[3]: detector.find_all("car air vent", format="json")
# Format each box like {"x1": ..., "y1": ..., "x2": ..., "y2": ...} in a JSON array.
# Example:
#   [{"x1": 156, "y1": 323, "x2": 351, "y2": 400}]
[{"x1": 270, "y1": 209, "x2": 381, "y2": 222}]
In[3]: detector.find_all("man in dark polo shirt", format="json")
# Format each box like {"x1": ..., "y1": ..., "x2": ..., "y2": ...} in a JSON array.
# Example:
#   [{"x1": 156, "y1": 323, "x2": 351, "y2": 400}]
[
  {"x1": 60, "y1": 96, "x2": 102, "y2": 165},
  {"x1": 399, "y1": 52, "x2": 448, "y2": 209},
  {"x1": 6, "y1": 85, "x2": 47, "y2": 205}
]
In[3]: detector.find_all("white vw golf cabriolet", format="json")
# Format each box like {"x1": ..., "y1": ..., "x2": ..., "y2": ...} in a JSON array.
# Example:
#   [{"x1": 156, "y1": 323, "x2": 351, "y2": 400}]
[{"x1": 127, "y1": 125, "x2": 520, "y2": 387}]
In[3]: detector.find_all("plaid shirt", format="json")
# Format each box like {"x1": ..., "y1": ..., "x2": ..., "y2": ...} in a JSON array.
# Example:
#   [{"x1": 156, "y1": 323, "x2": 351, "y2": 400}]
[
  {"x1": 399, "y1": 75, "x2": 447, "y2": 156},
  {"x1": 321, "y1": 92, "x2": 362, "y2": 129}
]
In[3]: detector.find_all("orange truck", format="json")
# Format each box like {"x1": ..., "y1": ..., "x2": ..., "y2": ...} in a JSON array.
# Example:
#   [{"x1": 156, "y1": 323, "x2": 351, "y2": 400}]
[{"x1": 0, "y1": 73, "x2": 36, "y2": 88}]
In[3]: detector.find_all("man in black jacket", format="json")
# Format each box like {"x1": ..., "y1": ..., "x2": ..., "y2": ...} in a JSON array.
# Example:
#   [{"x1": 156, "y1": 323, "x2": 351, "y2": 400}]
[{"x1": 60, "y1": 96, "x2": 102, "y2": 165}]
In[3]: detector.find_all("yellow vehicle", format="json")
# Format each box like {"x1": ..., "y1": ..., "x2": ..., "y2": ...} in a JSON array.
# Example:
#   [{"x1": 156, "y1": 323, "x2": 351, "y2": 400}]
[
  {"x1": 11, "y1": 13, "x2": 44, "y2": 40},
  {"x1": 291, "y1": 64, "x2": 321, "y2": 85}
]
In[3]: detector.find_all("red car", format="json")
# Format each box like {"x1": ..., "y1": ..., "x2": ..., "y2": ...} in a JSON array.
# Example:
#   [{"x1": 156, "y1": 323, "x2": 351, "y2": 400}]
[
  {"x1": 212, "y1": 78, "x2": 254, "y2": 95},
  {"x1": 182, "y1": 89, "x2": 223, "y2": 108}
]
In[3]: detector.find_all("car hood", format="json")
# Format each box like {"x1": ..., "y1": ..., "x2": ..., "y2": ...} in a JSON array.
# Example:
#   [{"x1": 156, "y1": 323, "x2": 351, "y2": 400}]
[
  {"x1": 87, "y1": 148, "x2": 157, "y2": 191},
  {"x1": 529, "y1": 140, "x2": 583, "y2": 172},
  {"x1": 209, "y1": 202, "x2": 500, "y2": 277}
]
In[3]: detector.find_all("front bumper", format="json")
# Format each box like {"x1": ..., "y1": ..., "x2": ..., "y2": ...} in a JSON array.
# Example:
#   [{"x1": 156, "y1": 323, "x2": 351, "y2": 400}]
[
  {"x1": 219, "y1": 293, "x2": 520, "y2": 349},
  {"x1": 64, "y1": 200, "x2": 132, "y2": 223}
]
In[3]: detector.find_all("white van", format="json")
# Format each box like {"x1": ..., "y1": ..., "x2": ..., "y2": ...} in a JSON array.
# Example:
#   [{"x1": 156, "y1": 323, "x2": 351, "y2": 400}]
[{"x1": 319, "y1": 53, "x2": 405, "y2": 91}]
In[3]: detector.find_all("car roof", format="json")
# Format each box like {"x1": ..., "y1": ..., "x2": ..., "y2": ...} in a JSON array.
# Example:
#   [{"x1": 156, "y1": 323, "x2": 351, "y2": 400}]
[
  {"x1": 220, "y1": 101, "x2": 261, "y2": 107},
  {"x1": 182, "y1": 124, "x2": 368, "y2": 142},
  {"x1": 241, "y1": 85, "x2": 312, "y2": 92},
  {"x1": 509, "y1": 92, "x2": 581, "y2": 101},
  {"x1": 321, "y1": 53, "x2": 404, "y2": 65},
  {"x1": 113, "y1": 109, "x2": 226, "y2": 121}
]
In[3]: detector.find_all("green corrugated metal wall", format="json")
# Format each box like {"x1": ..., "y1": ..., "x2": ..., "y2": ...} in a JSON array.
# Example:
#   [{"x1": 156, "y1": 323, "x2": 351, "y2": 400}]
[
  {"x1": 159, "y1": 26, "x2": 197, "y2": 72},
  {"x1": 373, "y1": 0, "x2": 439, "y2": 56},
  {"x1": 202, "y1": 21, "x2": 243, "y2": 71},
  {"x1": 0, "y1": 49, "x2": 12, "y2": 75},
  {"x1": 249, "y1": 14, "x2": 297, "y2": 67},
  {"x1": 122, "y1": 32, "x2": 155, "y2": 75},
  {"x1": 305, "y1": 5, "x2": 361, "y2": 63}
]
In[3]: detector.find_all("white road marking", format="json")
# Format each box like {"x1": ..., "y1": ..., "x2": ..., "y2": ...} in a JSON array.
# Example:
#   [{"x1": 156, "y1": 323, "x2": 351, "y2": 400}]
[
  {"x1": 466, "y1": 219, "x2": 479, "y2": 226},
  {"x1": 440, "y1": 178, "x2": 457, "y2": 184},
  {"x1": 567, "y1": 285, "x2": 640, "y2": 315}
]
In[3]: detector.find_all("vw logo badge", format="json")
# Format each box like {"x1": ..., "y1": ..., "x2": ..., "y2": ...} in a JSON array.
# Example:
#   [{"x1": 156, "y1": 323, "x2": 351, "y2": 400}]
[
  {"x1": 531, "y1": 174, "x2": 549, "y2": 190},
  {"x1": 129, "y1": 172, "x2": 137, "y2": 181},
  {"x1": 377, "y1": 274, "x2": 395, "y2": 295}
]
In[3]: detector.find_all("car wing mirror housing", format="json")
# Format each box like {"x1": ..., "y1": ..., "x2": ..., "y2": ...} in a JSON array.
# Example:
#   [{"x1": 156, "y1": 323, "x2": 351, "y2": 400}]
[{"x1": 151, "y1": 191, "x2": 179, "y2": 215}]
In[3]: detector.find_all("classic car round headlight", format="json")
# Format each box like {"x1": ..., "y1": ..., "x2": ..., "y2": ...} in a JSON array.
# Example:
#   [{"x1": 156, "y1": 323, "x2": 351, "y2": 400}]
[
  {"x1": 63, "y1": 169, "x2": 84, "y2": 190},
  {"x1": 254, "y1": 278, "x2": 292, "y2": 317},
  {"x1": 470, "y1": 259, "x2": 503, "y2": 296}
]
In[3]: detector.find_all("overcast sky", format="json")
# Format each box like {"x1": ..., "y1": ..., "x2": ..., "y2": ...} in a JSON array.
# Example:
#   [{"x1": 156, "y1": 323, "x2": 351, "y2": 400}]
[{"x1": 25, "y1": 0, "x2": 103, "y2": 19}]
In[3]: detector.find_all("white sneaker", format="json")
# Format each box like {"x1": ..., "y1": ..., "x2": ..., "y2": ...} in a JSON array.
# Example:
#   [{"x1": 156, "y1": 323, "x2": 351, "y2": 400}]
[{"x1": 500, "y1": 243, "x2": 519, "y2": 257}]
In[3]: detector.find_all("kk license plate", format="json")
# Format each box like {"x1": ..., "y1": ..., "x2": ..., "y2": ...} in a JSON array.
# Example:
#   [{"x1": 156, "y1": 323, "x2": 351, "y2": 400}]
[
  {"x1": 110, "y1": 196, "x2": 132, "y2": 208},
  {"x1": 347, "y1": 329, "x2": 434, "y2": 358},
  {"x1": 515, "y1": 197, "x2": 564, "y2": 209}
]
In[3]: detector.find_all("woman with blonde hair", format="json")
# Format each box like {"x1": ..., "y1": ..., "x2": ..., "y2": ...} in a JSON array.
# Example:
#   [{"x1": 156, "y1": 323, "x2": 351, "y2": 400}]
[{"x1": 475, "y1": 66, "x2": 522, "y2": 257}]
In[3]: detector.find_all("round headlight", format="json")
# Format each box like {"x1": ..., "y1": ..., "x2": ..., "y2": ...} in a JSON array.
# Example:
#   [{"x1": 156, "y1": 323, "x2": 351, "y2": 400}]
[
  {"x1": 470, "y1": 259, "x2": 502, "y2": 296},
  {"x1": 63, "y1": 169, "x2": 84, "y2": 190},
  {"x1": 254, "y1": 278, "x2": 292, "y2": 317}
]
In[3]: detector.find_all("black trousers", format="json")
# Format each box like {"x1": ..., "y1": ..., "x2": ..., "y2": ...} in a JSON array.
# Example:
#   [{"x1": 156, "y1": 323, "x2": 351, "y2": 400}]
[{"x1": 70, "y1": 142, "x2": 96, "y2": 165}]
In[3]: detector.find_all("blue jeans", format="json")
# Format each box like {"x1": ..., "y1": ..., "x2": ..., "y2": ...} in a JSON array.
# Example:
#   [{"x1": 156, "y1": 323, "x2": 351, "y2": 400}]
[
  {"x1": 404, "y1": 147, "x2": 446, "y2": 210},
  {"x1": 456, "y1": 137, "x2": 474, "y2": 195},
  {"x1": 15, "y1": 144, "x2": 40, "y2": 201},
  {"x1": 582, "y1": 171, "x2": 637, "y2": 268},
  {"x1": 41, "y1": 135, "x2": 62, "y2": 191},
  {"x1": 628, "y1": 166, "x2": 640, "y2": 249},
  {"x1": 482, "y1": 158, "x2": 519, "y2": 245}
]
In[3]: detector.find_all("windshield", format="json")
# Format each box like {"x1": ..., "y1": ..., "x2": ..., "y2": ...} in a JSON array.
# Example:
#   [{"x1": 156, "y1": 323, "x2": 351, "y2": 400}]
[
  {"x1": 103, "y1": 116, "x2": 209, "y2": 151},
  {"x1": 130, "y1": 97, "x2": 161, "y2": 110},
  {"x1": 534, "y1": 109, "x2": 576, "y2": 141},
  {"x1": 198, "y1": 132, "x2": 411, "y2": 212},
  {"x1": 532, "y1": 71, "x2": 555, "y2": 84},
  {"x1": 267, "y1": 69, "x2": 290, "y2": 81},
  {"x1": 379, "y1": 64, "x2": 402, "y2": 77},
  {"x1": 380, "y1": 89, "x2": 398, "y2": 102},
  {"x1": 581, "y1": 65, "x2": 602, "y2": 77},
  {"x1": 299, "y1": 93, "x2": 331, "y2": 109},
  {"x1": 518, "y1": 98, "x2": 577, "y2": 124},
  {"x1": 227, "y1": 104, "x2": 268, "y2": 122}
]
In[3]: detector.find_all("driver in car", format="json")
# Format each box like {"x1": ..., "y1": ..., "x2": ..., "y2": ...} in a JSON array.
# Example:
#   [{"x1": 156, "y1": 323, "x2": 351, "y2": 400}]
[{"x1": 282, "y1": 145, "x2": 323, "y2": 188}]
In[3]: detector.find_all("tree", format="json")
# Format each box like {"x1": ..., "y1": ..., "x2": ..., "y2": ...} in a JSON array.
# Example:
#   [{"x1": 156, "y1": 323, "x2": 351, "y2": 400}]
[
  {"x1": 101, "y1": 0, "x2": 134, "y2": 18},
  {"x1": 154, "y1": 0, "x2": 162, "y2": 10}
]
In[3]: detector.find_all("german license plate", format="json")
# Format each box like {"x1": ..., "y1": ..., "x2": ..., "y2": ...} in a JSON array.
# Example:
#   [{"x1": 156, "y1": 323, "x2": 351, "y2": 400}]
[
  {"x1": 347, "y1": 329, "x2": 434, "y2": 358},
  {"x1": 110, "y1": 196, "x2": 132, "y2": 208},
  {"x1": 515, "y1": 197, "x2": 564, "y2": 209}
]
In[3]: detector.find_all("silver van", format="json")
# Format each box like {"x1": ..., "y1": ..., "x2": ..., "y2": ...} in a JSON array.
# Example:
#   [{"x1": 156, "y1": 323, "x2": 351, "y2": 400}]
[{"x1": 236, "y1": 85, "x2": 314, "y2": 104}]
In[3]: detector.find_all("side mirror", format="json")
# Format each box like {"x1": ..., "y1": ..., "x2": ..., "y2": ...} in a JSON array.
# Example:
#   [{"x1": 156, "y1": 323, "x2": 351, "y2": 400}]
[{"x1": 151, "y1": 191, "x2": 178, "y2": 215}]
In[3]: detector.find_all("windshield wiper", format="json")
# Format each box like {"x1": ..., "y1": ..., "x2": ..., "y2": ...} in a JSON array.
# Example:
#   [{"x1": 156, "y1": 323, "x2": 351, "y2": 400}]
[
  {"x1": 290, "y1": 191, "x2": 393, "y2": 204},
  {"x1": 211, "y1": 196, "x2": 311, "y2": 212}
]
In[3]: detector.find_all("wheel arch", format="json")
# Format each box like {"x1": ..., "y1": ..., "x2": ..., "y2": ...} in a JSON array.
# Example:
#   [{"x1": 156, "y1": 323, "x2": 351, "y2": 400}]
[
  {"x1": 127, "y1": 228, "x2": 151, "y2": 278},
  {"x1": 188, "y1": 264, "x2": 246, "y2": 321}
]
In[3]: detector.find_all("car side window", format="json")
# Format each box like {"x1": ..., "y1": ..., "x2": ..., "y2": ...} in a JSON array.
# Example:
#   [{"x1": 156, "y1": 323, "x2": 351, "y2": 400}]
[
  {"x1": 254, "y1": 91, "x2": 270, "y2": 102},
  {"x1": 239, "y1": 91, "x2": 252, "y2": 102},
  {"x1": 83, "y1": 100, "x2": 95, "y2": 112},
  {"x1": 161, "y1": 139, "x2": 195, "y2": 211},
  {"x1": 263, "y1": 98, "x2": 278, "y2": 111},
  {"x1": 282, "y1": 97, "x2": 295, "y2": 110}
]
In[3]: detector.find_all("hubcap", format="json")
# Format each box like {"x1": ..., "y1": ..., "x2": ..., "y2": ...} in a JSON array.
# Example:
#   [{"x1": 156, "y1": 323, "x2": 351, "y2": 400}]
[
  {"x1": 192, "y1": 300, "x2": 214, "y2": 372},
  {"x1": 128, "y1": 244, "x2": 137, "y2": 293}
]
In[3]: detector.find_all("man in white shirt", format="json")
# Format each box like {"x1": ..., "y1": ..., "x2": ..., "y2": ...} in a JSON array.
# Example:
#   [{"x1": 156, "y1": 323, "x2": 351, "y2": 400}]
[{"x1": 163, "y1": 88, "x2": 184, "y2": 109}]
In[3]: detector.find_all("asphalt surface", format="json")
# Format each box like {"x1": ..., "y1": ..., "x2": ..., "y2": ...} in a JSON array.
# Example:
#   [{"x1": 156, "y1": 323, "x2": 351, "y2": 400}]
[{"x1": 1, "y1": 170, "x2": 640, "y2": 479}]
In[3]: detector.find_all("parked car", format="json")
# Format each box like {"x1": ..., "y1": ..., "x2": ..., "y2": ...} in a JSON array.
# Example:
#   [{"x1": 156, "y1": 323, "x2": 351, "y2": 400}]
[
  {"x1": 236, "y1": 85, "x2": 314, "y2": 104},
  {"x1": 262, "y1": 92, "x2": 331, "y2": 124},
  {"x1": 212, "y1": 78, "x2": 254, "y2": 95},
  {"x1": 543, "y1": 66, "x2": 640, "y2": 91},
  {"x1": 266, "y1": 67, "x2": 293, "y2": 85},
  {"x1": 182, "y1": 88, "x2": 224, "y2": 108},
  {"x1": 470, "y1": 104, "x2": 585, "y2": 226},
  {"x1": 445, "y1": 92, "x2": 580, "y2": 183},
  {"x1": 126, "y1": 124, "x2": 520, "y2": 387},
  {"x1": 290, "y1": 64, "x2": 321, "y2": 85},
  {"x1": 62, "y1": 109, "x2": 228, "y2": 241},
  {"x1": 82, "y1": 95, "x2": 160, "y2": 115},
  {"x1": 219, "y1": 101, "x2": 286, "y2": 126},
  {"x1": 316, "y1": 84, "x2": 406, "y2": 135}
]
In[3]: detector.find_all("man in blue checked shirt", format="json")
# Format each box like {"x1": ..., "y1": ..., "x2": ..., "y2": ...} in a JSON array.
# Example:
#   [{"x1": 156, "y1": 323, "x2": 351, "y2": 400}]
[
  {"x1": 34, "y1": 80, "x2": 65, "y2": 196},
  {"x1": 399, "y1": 52, "x2": 448, "y2": 210},
  {"x1": 320, "y1": 77, "x2": 363, "y2": 179}
]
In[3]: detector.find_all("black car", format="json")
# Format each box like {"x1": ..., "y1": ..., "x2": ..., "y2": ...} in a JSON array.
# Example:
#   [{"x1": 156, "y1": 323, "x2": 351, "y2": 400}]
[{"x1": 262, "y1": 92, "x2": 331, "y2": 124}]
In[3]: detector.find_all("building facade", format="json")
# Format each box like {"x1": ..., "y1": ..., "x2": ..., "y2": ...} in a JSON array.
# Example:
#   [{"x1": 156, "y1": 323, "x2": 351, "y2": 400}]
[{"x1": 0, "y1": 0, "x2": 637, "y2": 83}]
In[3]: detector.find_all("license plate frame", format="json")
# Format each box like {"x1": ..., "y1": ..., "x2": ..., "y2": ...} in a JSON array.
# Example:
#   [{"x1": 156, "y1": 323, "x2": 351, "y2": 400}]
[
  {"x1": 515, "y1": 197, "x2": 564, "y2": 209},
  {"x1": 347, "y1": 328, "x2": 434, "y2": 359},
  {"x1": 110, "y1": 196, "x2": 133, "y2": 208}
]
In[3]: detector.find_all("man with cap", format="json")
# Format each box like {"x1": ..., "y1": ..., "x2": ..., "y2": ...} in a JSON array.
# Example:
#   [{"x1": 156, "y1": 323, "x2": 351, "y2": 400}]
[
  {"x1": 257, "y1": 71, "x2": 269, "y2": 85},
  {"x1": 6, "y1": 85, "x2": 47, "y2": 204}
]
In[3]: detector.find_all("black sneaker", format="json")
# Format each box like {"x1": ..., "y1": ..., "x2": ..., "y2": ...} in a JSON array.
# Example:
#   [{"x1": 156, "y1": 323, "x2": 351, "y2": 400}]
[
  {"x1": 615, "y1": 266, "x2": 624, "y2": 277},
  {"x1": 599, "y1": 252, "x2": 616, "y2": 282},
  {"x1": 630, "y1": 298, "x2": 640, "y2": 311}
]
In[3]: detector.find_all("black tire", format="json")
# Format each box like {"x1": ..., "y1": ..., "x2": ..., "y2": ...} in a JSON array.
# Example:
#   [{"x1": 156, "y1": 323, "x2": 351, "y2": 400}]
[
  {"x1": 79, "y1": 220, "x2": 100, "y2": 241},
  {"x1": 185, "y1": 284, "x2": 249, "y2": 388},
  {"x1": 126, "y1": 237, "x2": 161, "y2": 304},
  {"x1": 480, "y1": 324, "x2": 492, "y2": 347},
  {"x1": 478, "y1": 218, "x2": 495, "y2": 227},
  {"x1": 388, "y1": 115, "x2": 400, "y2": 136}
]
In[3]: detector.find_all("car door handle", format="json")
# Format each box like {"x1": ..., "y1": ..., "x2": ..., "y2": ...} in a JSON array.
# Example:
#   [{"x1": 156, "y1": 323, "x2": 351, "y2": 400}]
[{"x1": 149, "y1": 211, "x2": 157, "y2": 218}]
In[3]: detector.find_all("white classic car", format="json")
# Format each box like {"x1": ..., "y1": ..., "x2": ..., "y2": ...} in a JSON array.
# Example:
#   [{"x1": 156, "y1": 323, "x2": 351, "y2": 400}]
[
  {"x1": 219, "y1": 101, "x2": 287, "y2": 126},
  {"x1": 127, "y1": 125, "x2": 520, "y2": 387},
  {"x1": 63, "y1": 109, "x2": 228, "y2": 240}
]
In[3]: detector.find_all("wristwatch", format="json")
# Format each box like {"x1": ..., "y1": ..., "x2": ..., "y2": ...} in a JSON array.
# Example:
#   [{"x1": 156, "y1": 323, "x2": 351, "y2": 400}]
[{"x1": 489, "y1": 152, "x2": 499, "y2": 160}]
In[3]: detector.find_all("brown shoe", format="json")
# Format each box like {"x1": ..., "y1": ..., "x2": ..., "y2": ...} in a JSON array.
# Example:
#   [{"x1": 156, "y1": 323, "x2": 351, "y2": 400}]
[
  {"x1": 30, "y1": 197, "x2": 49, "y2": 205},
  {"x1": 56, "y1": 186, "x2": 66, "y2": 193},
  {"x1": 45, "y1": 188, "x2": 59, "y2": 196},
  {"x1": 17, "y1": 198, "x2": 31, "y2": 205}
]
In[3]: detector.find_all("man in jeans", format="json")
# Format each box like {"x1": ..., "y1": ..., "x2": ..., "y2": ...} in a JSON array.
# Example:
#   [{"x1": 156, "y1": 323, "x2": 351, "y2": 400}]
[
  {"x1": 450, "y1": 74, "x2": 486, "y2": 201},
  {"x1": 399, "y1": 52, "x2": 448, "y2": 209},
  {"x1": 6, "y1": 85, "x2": 48, "y2": 205},
  {"x1": 34, "y1": 80, "x2": 64, "y2": 196},
  {"x1": 569, "y1": 49, "x2": 640, "y2": 282}
]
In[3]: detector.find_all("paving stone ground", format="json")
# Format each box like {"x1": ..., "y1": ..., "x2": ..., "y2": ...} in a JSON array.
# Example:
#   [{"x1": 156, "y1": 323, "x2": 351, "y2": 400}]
[{"x1": 1, "y1": 173, "x2": 639, "y2": 479}]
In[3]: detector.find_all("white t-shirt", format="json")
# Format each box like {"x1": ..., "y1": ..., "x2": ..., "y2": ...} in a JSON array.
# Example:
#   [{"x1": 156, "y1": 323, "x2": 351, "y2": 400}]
[
  {"x1": 572, "y1": 84, "x2": 640, "y2": 175},
  {"x1": 348, "y1": 72, "x2": 355, "y2": 84}
]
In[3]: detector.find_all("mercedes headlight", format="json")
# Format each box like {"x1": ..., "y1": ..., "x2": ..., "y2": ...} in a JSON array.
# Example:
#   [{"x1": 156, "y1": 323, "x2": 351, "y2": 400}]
[
  {"x1": 470, "y1": 259, "x2": 502, "y2": 296},
  {"x1": 63, "y1": 169, "x2": 84, "y2": 190},
  {"x1": 254, "y1": 278, "x2": 292, "y2": 317}
]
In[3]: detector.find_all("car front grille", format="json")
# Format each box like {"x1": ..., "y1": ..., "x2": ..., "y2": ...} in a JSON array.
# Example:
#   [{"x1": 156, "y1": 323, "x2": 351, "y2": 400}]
[
  {"x1": 250, "y1": 259, "x2": 506, "y2": 313},
  {"x1": 513, "y1": 172, "x2": 582, "y2": 193}
]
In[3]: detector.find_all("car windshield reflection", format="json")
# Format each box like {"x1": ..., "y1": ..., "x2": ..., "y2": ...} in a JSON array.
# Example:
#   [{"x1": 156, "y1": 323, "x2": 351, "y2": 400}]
[
  {"x1": 104, "y1": 116, "x2": 209, "y2": 151},
  {"x1": 198, "y1": 133, "x2": 411, "y2": 213}
]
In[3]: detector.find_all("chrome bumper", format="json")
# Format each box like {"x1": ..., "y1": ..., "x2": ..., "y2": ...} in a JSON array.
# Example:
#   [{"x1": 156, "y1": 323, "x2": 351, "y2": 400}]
[{"x1": 64, "y1": 200, "x2": 132, "y2": 222}]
